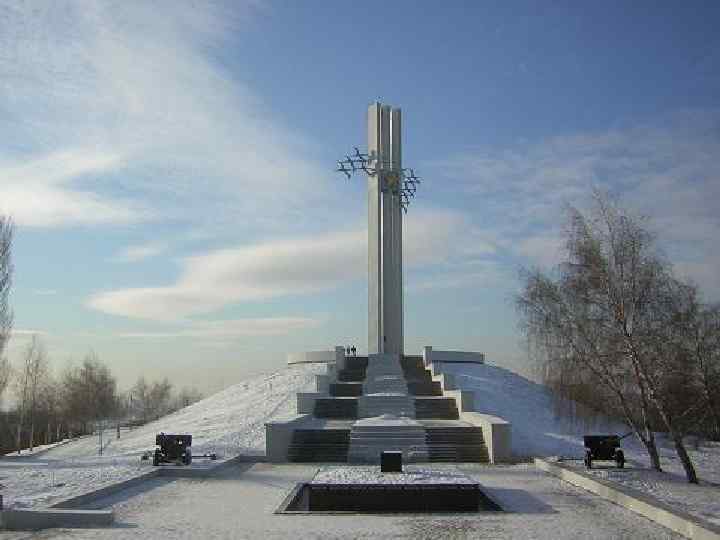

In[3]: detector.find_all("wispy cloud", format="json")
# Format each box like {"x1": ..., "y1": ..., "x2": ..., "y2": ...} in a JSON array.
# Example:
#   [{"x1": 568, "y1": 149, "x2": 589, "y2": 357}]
[
  {"x1": 0, "y1": 1, "x2": 329, "y2": 231},
  {"x1": 428, "y1": 110, "x2": 720, "y2": 299},
  {"x1": 115, "y1": 317, "x2": 322, "y2": 339},
  {"x1": 0, "y1": 149, "x2": 147, "y2": 227},
  {"x1": 114, "y1": 242, "x2": 167, "y2": 263},
  {"x1": 87, "y1": 208, "x2": 474, "y2": 321},
  {"x1": 407, "y1": 261, "x2": 508, "y2": 292}
]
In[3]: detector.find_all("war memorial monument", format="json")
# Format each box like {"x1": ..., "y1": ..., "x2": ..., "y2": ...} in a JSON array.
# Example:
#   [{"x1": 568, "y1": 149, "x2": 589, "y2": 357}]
[{"x1": 265, "y1": 103, "x2": 512, "y2": 471}]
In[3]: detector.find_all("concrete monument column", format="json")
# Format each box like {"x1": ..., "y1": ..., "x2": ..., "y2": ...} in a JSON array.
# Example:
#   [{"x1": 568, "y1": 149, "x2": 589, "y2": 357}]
[{"x1": 368, "y1": 103, "x2": 403, "y2": 355}]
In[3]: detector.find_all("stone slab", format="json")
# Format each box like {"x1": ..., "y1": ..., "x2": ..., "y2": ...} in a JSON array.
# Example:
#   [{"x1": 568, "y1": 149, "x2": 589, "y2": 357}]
[
  {"x1": 353, "y1": 415, "x2": 422, "y2": 427},
  {"x1": 52, "y1": 454, "x2": 253, "y2": 509},
  {"x1": 0, "y1": 509, "x2": 113, "y2": 530}
]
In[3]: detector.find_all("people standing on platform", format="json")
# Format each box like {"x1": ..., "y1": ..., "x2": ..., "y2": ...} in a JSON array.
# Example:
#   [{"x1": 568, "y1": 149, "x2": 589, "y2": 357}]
[{"x1": 351, "y1": 346, "x2": 356, "y2": 356}]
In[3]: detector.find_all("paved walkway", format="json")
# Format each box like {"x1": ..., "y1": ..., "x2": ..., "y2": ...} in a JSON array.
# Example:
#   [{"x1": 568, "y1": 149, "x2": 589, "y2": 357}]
[{"x1": 3, "y1": 463, "x2": 683, "y2": 539}]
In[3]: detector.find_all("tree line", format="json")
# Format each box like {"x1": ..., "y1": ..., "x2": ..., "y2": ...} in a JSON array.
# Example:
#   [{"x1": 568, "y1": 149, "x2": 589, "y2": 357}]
[
  {"x1": 516, "y1": 191, "x2": 720, "y2": 483},
  {"x1": 0, "y1": 215, "x2": 203, "y2": 455},
  {"x1": 0, "y1": 335, "x2": 204, "y2": 455}
]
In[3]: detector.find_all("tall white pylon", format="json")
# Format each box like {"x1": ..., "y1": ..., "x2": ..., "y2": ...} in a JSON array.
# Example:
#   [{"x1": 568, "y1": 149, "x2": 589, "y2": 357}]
[
  {"x1": 336, "y1": 102, "x2": 422, "y2": 356},
  {"x1": 367, "y1": 103, "x2": 403, "y2": 355}
]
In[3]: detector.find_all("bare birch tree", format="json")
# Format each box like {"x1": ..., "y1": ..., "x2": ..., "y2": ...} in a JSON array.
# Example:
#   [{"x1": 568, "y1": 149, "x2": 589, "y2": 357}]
[
  {"x1": 680, "y1": 301, "x2": 720, "y2": 440},
  {"x1": 0, "y1": 216, "x2": 13, "y2": 394},
  {"x1": 13, "y1": 335, "x2": 49, "y2": 452},
  {"x1": 61, "y1": 352, "x2": 119, "y2": 433},
  {"x1": 0, "y1": 356, "x2": 10, "y2": 404},
  {"x1": 130, "y1": 376, "x2": 150, "y2": 423},
  {"x1": 148, "y1": 378, "x2": 173, "y2": 420},
  {"x1": 517, "y1": 190, "x2": 704, "y2": 482},
  {"x1": 15, "y1": 336, "x2": 37, "y2": 452},
  {"x1": 27, "y1": 337, "x2": 49, "y2": 451}
]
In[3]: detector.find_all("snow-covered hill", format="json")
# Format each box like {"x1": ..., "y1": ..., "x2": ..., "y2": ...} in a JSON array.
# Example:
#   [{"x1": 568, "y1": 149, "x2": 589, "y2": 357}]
[
  {"x1": 0, "y1": 363, "x2": 324, "y2": 509},
  {"x1": 439, "y1": 362, "x2": 625, "y2": 458},
  {"x1": 45, "y1": 362, "x2": 325, "y2": 460}
]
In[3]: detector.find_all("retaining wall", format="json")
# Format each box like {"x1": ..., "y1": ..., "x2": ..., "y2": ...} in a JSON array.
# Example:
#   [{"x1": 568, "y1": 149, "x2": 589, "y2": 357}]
[
  {"x1": 287, "y1": 350, "x2": 336, "y2": 365},
  {"x1": 0, "y1": 509, "x2": 113, "y2": 531},
  {"x1": 423, "y1": 346, "x2": 485, "y2": 365}
]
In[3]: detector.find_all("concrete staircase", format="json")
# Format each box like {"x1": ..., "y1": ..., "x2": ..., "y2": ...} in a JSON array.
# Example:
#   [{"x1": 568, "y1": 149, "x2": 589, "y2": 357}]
[
  {"x1": 425, "y1": 427, "x2": 488, "y2": 462},
  {"x1": 401, "y1": 356, "x2": 441, "y2": 395},
  {"x1": 348, "y1": 416, "x2": 428, "y2": 463},
  {"x1": 287, "y1": 429, "x2": 351, "y2": 462},
  {"x1": 363, "y1": 354, "x2": 409, "y2": 395},
  {"x1": 279, "y1": 352, "x2": 492, "y2": 464}
]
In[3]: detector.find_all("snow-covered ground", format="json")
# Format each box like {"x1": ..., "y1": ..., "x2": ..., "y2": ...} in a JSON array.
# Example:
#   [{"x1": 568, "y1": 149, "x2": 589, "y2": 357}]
[
  {"x1": 1, "y1": 359, "x2": 718, "y2": 531},
  {"x1": 0, "y1": 363, "x2": 324, "y2": 509},
  {"x1": 441, "y1": 361, "x2": 720, "y2": 527},
  {"x1": 3, "y1": 463, "x2": 683, "y2": 539}
]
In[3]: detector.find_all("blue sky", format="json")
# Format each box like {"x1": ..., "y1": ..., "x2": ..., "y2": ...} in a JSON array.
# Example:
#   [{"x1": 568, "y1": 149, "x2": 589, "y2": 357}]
[{"x1": 1, "y1": 1, "x2": 719, "y2": 393}]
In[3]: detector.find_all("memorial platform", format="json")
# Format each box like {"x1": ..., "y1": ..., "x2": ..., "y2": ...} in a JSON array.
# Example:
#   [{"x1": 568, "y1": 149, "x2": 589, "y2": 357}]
[
  {"x1": 267, "y1": 352, "x2": 503, "y2": 464},
  {"x1": 279, "y1": 465, "x2": 502, "y2": 513}
]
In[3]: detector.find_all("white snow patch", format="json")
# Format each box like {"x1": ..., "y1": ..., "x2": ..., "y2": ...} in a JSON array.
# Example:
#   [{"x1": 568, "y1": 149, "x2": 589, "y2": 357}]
[{"x1": 312, "y1": 465, "x2": 476, "y2": 485}]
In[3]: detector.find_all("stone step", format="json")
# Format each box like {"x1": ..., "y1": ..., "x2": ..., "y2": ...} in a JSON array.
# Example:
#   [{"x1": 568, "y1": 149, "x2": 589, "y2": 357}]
[
  {"x1": 426, "y1": 427, "x2": 485, "y2": 444},
  {"x1": 337, "y1": 368, "x2": 366, "y2": 382},
  {"x1": 314, "y1": 398, "x2": 358, "y2": 419},
  {"x1": 401, "y1": 356, "x2": 425, "y2": 371},
  {"x1": 360, "y1": 409, "x2": 415, "y2": 419},
  {"x1": 414, "y1": 398, "x2": 460, "y2": 420},
  {"x1": 363, "y1": 375, "x2": 408, "y2": 395},
  {"x1": 348, "y1": 415, "x2": 429, "y2": 463},
  {"x1": 350, "y1": 430, "x2": 426, "y2": 441},
  {"x1": 330, "y1": 383, "x2": 363, "y2": 397},
  {"x1": 407, "y1": 381, "x2": 442, "y2": 396},
  {"x1": 424, "y1": 427, "x2": 488, "y2": 462},
  {"x1": 287, "y1": 429, "x2": 350, "y2": 463},
  {"x1": 348, "y1": 448, "x2": 429, "y2": 464},
  {"x1": 426, "y1": 446, "x2": 489, "y2": 462},
  {"x1": 344, "y1": 356, "x2": 368, "y2": 370},
  {"x1": 358, "y1": 396, "x2": 415, "y2": 418}
]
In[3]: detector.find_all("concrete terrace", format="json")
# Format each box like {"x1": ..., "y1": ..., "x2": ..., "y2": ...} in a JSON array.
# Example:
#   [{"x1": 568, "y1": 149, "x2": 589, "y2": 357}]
[{"x1": 0, "y1": 462, "x2": 683, "y2": 539}]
